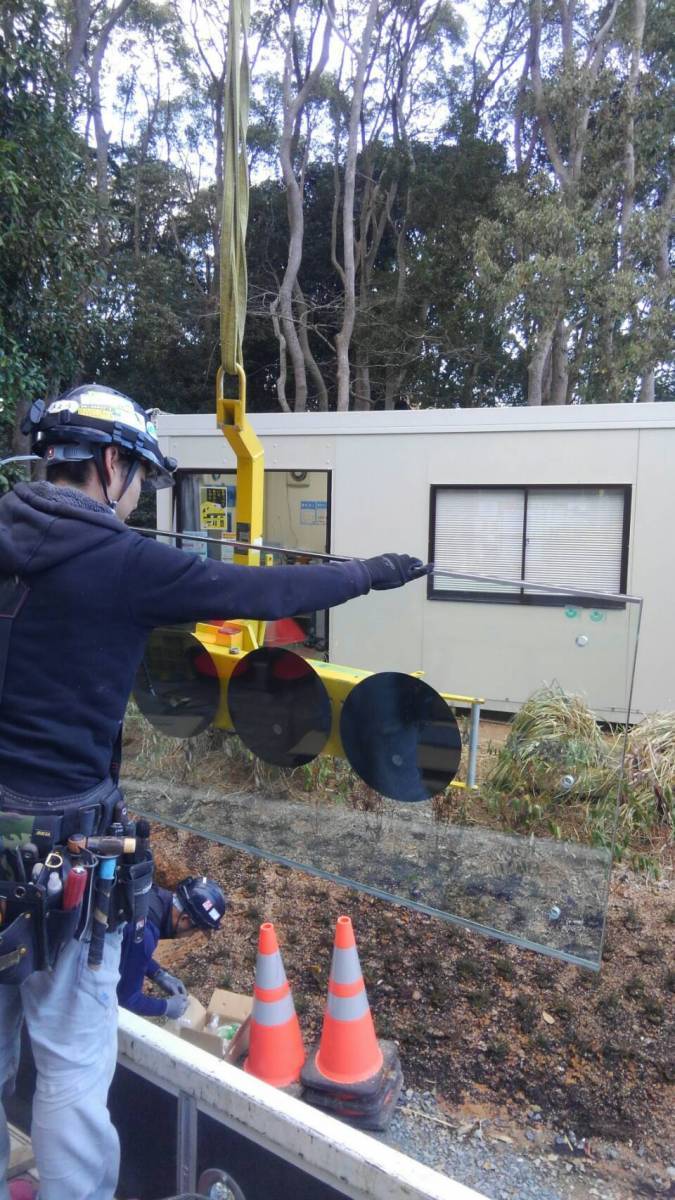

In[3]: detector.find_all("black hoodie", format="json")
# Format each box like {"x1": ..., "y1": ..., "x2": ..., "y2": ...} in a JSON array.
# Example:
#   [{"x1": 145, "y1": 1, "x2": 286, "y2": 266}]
[{"x1": 0, "y1": 482, "x2": 371, "y2": 797}]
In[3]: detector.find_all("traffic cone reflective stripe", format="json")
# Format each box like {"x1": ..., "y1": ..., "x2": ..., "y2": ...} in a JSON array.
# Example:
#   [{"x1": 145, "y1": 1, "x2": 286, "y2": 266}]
[
  {"x1": 315, "y1": 915, "x2": 384, "y2": 1085},
  {"x1": 325, "y1": 989, "x2": 370, "y2": 1020},
  {"x1": 244, "y1": 922, "x2": 305, "y2": 1088},
  {"x1": 251, "y1": 991, "x2": 297, "y2": 1025},
  {"x1": 253, "y1": 949, "x2": 287, "y2": 989},
  {"x1": 330, "y1": 944, "x2": 362, "y2": 986}
]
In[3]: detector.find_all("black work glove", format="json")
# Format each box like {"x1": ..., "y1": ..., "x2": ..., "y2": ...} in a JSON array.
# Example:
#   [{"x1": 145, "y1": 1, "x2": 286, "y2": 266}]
[
  {"x1": 165, "y1": 993, "x2": 189, "y2": 1020},
  {"x1": 362, "y1": 554, "x2": 432, "y2": 591},
  {"x1": 155, "y1": 968, "x2": 187, "y2": 997}
]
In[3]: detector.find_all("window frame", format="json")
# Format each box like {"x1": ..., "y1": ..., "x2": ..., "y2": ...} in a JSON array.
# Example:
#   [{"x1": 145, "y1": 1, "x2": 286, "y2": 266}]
[{"x1": 427, "y1": 483, "x2": 631, "y2": 609}]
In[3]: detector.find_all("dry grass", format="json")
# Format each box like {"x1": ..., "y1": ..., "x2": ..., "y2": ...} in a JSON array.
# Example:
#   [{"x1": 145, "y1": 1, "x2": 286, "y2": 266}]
[{"x1": 482, "y1": 687, "x2": 674, "y2": 870}]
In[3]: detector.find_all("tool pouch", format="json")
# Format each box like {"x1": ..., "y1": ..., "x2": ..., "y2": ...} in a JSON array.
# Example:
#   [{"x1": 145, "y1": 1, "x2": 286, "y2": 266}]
[
  {"x1": 44, "y1": 904, "x2": 82, "y2": 969},
  {"x1": 113, "y1": 851, "x2": 154, "y2": 940},
  {"x1": 0, "y1": 880, "x2": 48, "y2": 984}
]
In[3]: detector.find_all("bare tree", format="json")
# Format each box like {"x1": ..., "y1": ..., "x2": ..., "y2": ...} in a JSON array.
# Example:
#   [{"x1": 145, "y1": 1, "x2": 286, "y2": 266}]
[
  {"x1": 333, "y1": 0, "x2": 379, "y2": 411},
  {"x1": 64, "y1": 0, "x2": 137, "y2": 254},
  {"x1": 526, "y1": 0, "x2": 621, "y2": 404},
  {"x1": 272, "y1": 0, "x2": 333, "y2": 411}
]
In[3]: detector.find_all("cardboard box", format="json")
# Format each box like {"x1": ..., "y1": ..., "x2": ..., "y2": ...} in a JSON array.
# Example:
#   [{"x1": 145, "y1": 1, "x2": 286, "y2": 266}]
[{"x1": 167, "y1": 989, "x2": 252, "y2": 1063}]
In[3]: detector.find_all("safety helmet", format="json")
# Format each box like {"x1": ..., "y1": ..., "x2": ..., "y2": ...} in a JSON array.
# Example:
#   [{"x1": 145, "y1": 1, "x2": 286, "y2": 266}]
[
  {"x1": 22, "y1": 384, "x2": 177, "y2": 498},
  {"x1": 175, "y1": 876, "x2": 229, "y2": 931}
]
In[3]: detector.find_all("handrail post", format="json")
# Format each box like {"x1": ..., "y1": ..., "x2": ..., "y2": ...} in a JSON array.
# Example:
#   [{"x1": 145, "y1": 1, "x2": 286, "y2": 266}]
[
  {"x1": 177, "y1": 1089, "x2": 198, "y2": 1196},
  {"x1": 467, "y1": 701, "x2": 481, "y2": 789}
]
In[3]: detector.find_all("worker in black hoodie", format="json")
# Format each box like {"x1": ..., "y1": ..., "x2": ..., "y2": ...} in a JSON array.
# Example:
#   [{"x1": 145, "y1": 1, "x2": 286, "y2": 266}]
[{"x1": 0, "y1": 384, "x2": 430, "y2": 1200}]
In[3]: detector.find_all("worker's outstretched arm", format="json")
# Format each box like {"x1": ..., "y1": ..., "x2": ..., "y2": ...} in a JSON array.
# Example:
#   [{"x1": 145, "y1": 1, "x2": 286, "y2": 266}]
[{"x1": 123, "y1": 535, "x2": 429, "y2": 629}]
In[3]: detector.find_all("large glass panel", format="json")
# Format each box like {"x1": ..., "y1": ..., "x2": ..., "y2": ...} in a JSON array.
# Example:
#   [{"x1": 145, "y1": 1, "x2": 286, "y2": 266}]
[{"x1": 125, "y1": 565, "x2": 641, "y2": 969}]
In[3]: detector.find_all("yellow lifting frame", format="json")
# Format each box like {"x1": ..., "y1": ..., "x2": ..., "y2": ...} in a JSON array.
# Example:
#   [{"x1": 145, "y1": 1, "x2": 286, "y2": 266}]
[
  {"x1": 191, "y1": 617, "x2": 483, "y2": 789},
  {"x1": 215, "y1": 363, "x2": 266, "y2": 653}
]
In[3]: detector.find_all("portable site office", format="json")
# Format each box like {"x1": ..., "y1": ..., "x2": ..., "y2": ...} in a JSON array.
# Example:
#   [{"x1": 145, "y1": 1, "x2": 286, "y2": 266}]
[{"x1": 156, "y1": 401, "x2": 675, "y2": 722}]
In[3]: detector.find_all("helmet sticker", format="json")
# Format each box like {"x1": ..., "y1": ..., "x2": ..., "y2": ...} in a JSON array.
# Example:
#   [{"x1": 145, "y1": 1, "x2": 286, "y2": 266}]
[
  {"x1": 201, "y1": 899, "x2": 219, "y2": 921},
  {"x1": 81, "y1": 402, "x2": 146, "y2": 432},
  {"x1": 50, "y1": 392, "x2": 147, "y2": 433},
  {"x1": 48, "y1": 399, "x2": 80, "y2": 415}
]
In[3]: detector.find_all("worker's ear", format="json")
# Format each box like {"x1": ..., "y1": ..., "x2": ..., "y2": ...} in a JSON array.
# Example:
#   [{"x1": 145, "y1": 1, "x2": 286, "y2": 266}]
[{"x1": 103, "y1": 444, "x2": 119, "y2": 485}]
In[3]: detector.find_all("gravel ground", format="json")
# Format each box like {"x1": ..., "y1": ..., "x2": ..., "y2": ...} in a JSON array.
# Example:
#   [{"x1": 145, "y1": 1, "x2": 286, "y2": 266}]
[{"x1": 375, "y1": 1089, "x2": 632, "y2": 1200}]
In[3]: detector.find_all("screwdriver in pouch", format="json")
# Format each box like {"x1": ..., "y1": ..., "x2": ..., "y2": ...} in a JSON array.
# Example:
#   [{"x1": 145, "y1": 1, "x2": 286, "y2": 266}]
[{"x1": 62, "y1": 864, "x2": 87, "y2": 911}]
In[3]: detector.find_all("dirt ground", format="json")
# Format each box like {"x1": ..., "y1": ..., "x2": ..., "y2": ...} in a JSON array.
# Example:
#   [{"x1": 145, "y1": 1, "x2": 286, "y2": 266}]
[{"x1": 143, "y1": 816, "x2": 674, "y2": 1200}]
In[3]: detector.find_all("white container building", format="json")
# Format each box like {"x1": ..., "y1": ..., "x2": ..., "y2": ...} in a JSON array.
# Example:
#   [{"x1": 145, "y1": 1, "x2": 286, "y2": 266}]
[{"x1": 156, "y1": 403, "x2": 675, "y2": 722}]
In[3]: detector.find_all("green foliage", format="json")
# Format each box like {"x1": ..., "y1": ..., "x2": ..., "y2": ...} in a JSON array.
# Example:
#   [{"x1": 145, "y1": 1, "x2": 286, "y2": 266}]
[
  {"x1": 0, "y1": 0, "x2": 96, "y2": 438},
  {"x1": 0, "y1": 0, "x2": 670, "y2": 415},
  {"x1": 473, "y1": 0, "x2": 673, "y2": 404}
]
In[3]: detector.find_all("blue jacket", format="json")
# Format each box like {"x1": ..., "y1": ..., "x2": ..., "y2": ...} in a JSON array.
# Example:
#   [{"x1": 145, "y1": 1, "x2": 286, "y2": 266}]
[
  {"x1": 117, "y1": 885, "x2": 173, "y2": 1017},
  {"x1": 0, "y1": 482, "x2": 371, "y2": 796}
]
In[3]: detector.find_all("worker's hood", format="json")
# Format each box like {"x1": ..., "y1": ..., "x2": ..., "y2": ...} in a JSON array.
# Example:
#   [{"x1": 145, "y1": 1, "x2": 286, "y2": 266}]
[{"x1": 0, "y1": 481, "x2": 125, "y2": 576}]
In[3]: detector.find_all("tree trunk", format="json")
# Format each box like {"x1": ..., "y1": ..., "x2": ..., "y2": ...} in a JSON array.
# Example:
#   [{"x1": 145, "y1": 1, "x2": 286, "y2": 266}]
[
  {"x1": 277, "y1": 129, "x2": 309, "y2": 412},
  {"x1": 86, "y1": 0, "x2": 136, "y2": 256},
  {"x1": 527, "y1": 324, "x2": 555, "y2": 405},
  {"x1": 335, "y1": 0, "x2": 379, "y2": 412},
  {"x1": 354, "y1": 352, "x2": 371, "y2": 410},
  {"x1": 65, "y1": 0, "x2": 91, "y2": 78},
  {"x1": 294, "y1": 281, "x2": 329, "y2": 410},
  {"x1": 549, "y1": 319, "x2": 569, "y2": 405},
  {"x1": 89, "y1": 61, "x2": 111, "y2": 256},
  {"x1": 619, "y1": 0, "x2": 646, "y2": 265},
  {"x1": 598, "y1": 313, "x2": 619, "y2": 403},
  {"x1": 638, "y1": 174, "x2": 674, "y2": 401},
  {"x1": 274, "y1": 1, "x2": 331, "y2": 411},
  {"x1": 270, "y1": 297, "x2": 292, "y2": 413},
  {"x1": 639, "y1": 373, "x2": 655, "y2": 403}
]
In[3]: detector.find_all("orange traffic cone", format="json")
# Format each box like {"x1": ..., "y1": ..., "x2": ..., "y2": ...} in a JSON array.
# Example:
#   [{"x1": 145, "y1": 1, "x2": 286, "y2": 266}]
[
  {"x1": 243, "y1": 922, "x2": 305, "y2": 1088},
  {"x1": 313, "y1": 915, "x2": 383, "y2": 1084},
  {"x1": 301, "y1": 915, "x2": 403, "y2": 1129}
]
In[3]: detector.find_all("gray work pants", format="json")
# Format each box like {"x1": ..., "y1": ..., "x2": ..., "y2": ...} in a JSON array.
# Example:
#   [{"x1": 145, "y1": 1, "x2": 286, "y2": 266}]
[{"x1": 0, "y1": 930, "x2": 122, "y2": 1200}]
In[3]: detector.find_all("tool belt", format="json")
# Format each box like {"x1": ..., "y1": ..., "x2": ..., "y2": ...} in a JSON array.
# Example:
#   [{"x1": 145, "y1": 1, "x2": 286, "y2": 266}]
[
  {"x1": 0, "y1": 781, "x2": 154, "y2": 985},
  {"x1": 0, "y1": 776, "x2": 124, "y2": 846}
]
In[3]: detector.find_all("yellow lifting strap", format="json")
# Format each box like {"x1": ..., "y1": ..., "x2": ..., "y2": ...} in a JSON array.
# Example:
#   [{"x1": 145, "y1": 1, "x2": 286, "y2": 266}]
[
  {"x1": 220, "y1": 0, "x2": 250, "y2": 375},
  {"x1": 217, "y1": 0, "x2": 264, "y2": 585}
]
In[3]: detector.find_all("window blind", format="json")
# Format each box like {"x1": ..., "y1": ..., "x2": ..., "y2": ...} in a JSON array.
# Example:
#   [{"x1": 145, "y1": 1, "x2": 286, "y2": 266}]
[
  {"x1": 524, "y1": 487, "x2": 624, "y2": 594},
  {"x1": 434, "y1": 489, "x2": 524, "y2": 593}
]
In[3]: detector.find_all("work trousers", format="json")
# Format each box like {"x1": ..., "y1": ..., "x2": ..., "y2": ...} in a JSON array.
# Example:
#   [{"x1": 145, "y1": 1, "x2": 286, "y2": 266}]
[{"x1": 0, "y1": 930, "x2": 122, "y2": 1200}]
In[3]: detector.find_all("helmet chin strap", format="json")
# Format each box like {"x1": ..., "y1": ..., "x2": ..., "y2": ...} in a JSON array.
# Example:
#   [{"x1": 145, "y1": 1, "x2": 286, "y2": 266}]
[{"x1": 92, "y1": 447, "x2": 140, "y2": 512}]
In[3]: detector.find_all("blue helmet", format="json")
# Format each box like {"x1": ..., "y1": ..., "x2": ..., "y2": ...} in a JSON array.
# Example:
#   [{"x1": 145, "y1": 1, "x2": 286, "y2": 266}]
[
  {"x1": 175, "y1": 876, "x2": 228, "y2": 931},
  {"x1": 24, "y1": 384, "x2": 176, "y2": 492}
]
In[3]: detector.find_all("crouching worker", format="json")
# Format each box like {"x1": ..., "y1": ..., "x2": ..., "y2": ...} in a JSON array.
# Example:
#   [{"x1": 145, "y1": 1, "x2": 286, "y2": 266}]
[{"x1": 118, "y1": 876, "x2": 228, "y2": 1020}]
